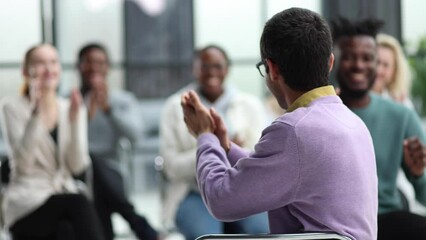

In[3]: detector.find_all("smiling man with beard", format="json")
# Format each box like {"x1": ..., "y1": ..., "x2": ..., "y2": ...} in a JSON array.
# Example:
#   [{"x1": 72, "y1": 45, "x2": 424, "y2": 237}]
[
  {"x1": 159, "y1": 45, "x2": 269, "y2": 240},
  {"x1": 332, "y1": 17, "x2": 426, "y2": 240}
]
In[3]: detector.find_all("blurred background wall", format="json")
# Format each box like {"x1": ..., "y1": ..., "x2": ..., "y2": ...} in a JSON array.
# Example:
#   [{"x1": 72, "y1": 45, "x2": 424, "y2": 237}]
[{"x1": 0, "y1": 0, "x2": 425, "y2": 103}]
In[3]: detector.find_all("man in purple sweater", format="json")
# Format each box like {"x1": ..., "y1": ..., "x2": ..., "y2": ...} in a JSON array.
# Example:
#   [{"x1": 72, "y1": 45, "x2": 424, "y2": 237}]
[{"x1": 181, "y1": 8, "x2": 378, "y2": 240}]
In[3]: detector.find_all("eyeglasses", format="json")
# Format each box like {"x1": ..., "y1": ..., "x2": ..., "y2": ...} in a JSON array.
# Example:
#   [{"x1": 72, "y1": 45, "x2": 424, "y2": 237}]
[
  {"x1": 256, "y1": 60, "x2": 268, "y2": 77},
  {"x1": 200, "y1": 63, "x2": 226, "y2": 72}
]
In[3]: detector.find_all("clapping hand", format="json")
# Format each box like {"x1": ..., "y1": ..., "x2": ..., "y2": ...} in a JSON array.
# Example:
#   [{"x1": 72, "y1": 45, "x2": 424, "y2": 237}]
[
  {"x1": 69, "y1": 88, "x2": 82, "y2": 122},
  {"x1": 181, "y1": 91, "x2": 232, "y2": 152},
  {"x1": 181, "y1": 90, "x2": 215, "y2": 137},
  {"x1": 210, "y1": 108, "x2": 231, "y2": 152},
  {"x1": 29, "y1": 68, "x2": 41, "y2": 113},
  {"x1": 404, "y1": 137, "x2": 426, "y2": 177},
  {"x1": 88, "y1": 75, "x2": 110, "y2": 119}
]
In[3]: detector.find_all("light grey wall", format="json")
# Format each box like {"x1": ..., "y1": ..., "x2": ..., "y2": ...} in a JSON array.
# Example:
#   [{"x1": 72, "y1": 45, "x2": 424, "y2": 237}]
[
  {"x1": 402, "y1": 0, "x2": 426, "y2": 52},
  {"x1": 55, "y1": 0, "x2": 124, "y2": 95},
  {"x1": 0, "y1": 0, "x2": 42, "y2": 98}
]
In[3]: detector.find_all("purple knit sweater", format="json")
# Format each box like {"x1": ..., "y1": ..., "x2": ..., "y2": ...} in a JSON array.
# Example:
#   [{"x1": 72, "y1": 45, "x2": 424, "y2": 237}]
[{"x1": 196, "y1": 95, "x2": 377, "y2": 240}]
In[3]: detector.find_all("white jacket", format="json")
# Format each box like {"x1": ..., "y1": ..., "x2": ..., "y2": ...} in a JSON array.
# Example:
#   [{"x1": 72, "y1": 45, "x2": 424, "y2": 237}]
[
  {"x1": 0, "y1": 96, "x2": 90, "y2": 228},
  {"x1": 159, "y1": 84, "x2": 266, "y2": 228}
]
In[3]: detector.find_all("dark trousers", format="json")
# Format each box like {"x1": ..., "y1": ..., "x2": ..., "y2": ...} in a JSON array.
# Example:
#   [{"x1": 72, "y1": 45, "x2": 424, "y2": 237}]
[
  {"x1": 91, "y1": 154, "x2": 157, "y2": 240},
  {"x1": 10, "y1": 194, "x2": 105, "y2": 240},
  {"x1": 378, "y1": 210, "x2": 426, "y2": 240}
]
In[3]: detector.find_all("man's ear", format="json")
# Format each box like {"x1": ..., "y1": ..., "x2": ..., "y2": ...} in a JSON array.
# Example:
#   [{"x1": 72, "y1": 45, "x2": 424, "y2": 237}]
[
  {"x1": 266, "y1": 59, "x2": 280, "y2": 82},
  {"x1": 329, "y1": 53, "x2": 335, "y2": 72}
]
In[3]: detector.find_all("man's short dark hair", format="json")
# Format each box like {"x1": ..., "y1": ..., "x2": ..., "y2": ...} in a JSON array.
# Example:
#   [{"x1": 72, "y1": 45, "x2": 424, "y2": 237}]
[
  {"x1": 331, "y1": 17, "x2": 384, "y2": 43},
  {"x1": 77, "y1": 43, "x2": 110, "y2": 64},
  {"x1": 260, "y1": 8, "x2": 332, "y2": 91}
]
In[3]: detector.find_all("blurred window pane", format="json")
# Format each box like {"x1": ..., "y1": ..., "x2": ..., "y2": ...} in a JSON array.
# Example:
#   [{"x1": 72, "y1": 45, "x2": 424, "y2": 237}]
[{"x1": 0, "y1": 0, "x2": 42, "y2": 63}]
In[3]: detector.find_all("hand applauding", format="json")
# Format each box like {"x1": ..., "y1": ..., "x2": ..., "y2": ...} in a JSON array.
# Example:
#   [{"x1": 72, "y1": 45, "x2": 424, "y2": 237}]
[
  {"x1": 181, "y1": 90, "x2": 231, "y2": 152},
  {"x1": 69, "y1": 88, "x2": 82, "y2": 122},
  {"x1": 404, "y1": 137, "x2": 426, "y2": 177}
]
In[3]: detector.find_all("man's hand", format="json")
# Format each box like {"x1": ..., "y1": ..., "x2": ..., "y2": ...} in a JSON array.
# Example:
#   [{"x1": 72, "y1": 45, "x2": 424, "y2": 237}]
[
  {"x1": 210, "y1": 108, "x2": 231, "y2": 152},
  {"x1": 403, "y1": 137, "x2": 426, "y2": 177},
  {"x1": 181, "y1": 90, "x2": 215, "y2": 137},
  {"x1": 231, "y1": 134, "x2": 244, "y2": 147}
]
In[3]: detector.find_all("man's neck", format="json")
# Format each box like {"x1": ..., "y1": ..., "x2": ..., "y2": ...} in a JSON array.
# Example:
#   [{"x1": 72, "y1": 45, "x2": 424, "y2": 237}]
[
  {"x1": 283, "y1": 85, "x2": 305, "y2": 109},
  {"x1": 286, "y1": 91, "x2": 304, "y2": 107},
  {"x1": 340, "y1": 92, "x2": 371, "y2": 109}
]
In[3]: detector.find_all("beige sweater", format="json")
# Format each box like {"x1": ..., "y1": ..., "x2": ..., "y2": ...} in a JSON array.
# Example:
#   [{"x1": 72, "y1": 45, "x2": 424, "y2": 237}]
[{"x1": 0, "y1": 96, "x2": 90, "y2": 228}]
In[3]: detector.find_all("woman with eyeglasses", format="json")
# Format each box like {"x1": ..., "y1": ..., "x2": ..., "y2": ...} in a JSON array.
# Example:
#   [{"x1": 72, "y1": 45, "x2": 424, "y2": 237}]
[{"x1": 0, "y1": 44, "x2": 104, "y2": 240}]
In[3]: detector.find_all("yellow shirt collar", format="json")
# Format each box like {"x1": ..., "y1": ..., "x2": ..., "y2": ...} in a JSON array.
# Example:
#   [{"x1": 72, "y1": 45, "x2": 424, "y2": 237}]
[{"x1": 286, "y1": 86, "x2": 336, "y2": 113}]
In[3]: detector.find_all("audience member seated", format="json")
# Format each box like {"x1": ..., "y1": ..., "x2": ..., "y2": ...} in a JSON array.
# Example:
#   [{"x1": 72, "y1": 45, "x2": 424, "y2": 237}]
[
  {"x1": 181, "y1": 8, "x2": 377, "y2": 240},
  {"x1": 373, "y1": 33, "x2": 414, "y2": 108},
  {"x1": 77, "y1": 43, "x2": 158, "y2": 240},
  {"x1": 0, "y1": 43, "x2": 104, "y2": 240},
  {"x1": 159, "y1": 45, "x2": 269, "y2": 240},
  {"x1": 332, "y1": 17, "x2": 426, "y2": 240},
  {"x1": 372, "y1": 32, "x2": 426, "y2": 214}
]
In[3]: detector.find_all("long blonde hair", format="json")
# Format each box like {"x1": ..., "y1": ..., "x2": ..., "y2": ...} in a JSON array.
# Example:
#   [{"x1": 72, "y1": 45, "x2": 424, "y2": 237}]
[
  {"x1": 20, "y1": 43, "x2": 53, "y2": 96},
  {"x1": 376, "y1": 33, "x2": 412, "y2": 99}
]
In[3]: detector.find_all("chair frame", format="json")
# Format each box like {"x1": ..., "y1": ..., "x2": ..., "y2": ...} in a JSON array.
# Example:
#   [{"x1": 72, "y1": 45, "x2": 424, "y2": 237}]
[{"x1": 195, "y1": 233, "x2": 351, "y2": 240}]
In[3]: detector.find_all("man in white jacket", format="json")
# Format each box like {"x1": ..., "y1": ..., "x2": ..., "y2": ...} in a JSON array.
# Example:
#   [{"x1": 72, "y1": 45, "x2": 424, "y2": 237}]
[{"x1": 159, "y1": 45, "x2": 269, "y2": 240}]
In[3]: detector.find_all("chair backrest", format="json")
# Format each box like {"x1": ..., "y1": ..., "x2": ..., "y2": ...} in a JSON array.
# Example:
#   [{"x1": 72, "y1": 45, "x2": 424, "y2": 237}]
[{"x1": 195, "y1": 233, "x2": 352, "y2": 240}]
